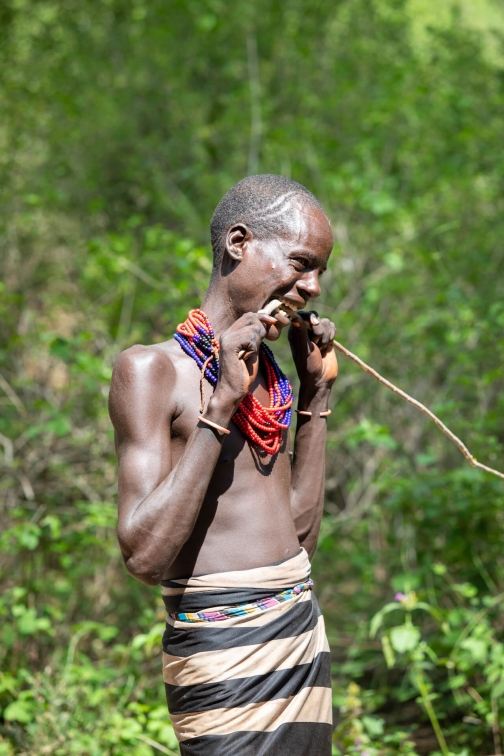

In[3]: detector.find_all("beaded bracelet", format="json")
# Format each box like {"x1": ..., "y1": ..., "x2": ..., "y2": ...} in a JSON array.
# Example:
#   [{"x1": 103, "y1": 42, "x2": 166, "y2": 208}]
[
  {"x1": 198, "y1": 415, "x2": 231, "y2": 435},
  {"x1": 295, "y1": 409, "x2": 332, "y2": 418}
]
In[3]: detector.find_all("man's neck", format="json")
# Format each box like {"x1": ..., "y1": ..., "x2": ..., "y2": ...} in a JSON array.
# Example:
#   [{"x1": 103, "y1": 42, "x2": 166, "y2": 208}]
[{"x1": 200, "y1": 286, "x2": 243, "y2": 339}]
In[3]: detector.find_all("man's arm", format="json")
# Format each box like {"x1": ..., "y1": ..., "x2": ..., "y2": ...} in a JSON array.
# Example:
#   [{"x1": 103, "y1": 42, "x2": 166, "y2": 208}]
[
  {"x1": 110, "y1": 347, "x2": 231, "y2": 585},
  {"x1": 288, "y1": 316, "x2": 337, "y2": 558},
  {"x1": 109, "y1": 312, "x2": 275, "y2": 586}
]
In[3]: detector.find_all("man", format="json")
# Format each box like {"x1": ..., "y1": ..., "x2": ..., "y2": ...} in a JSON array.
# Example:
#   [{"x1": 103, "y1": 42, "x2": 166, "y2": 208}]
[{"x1": 109, "y1": 174, "x2": 338, "y2": 755}]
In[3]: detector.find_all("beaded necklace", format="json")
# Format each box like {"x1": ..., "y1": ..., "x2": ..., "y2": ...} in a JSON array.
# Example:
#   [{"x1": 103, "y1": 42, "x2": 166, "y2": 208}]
[{"x1": 175, "y1": 309, "x2": 293, "y2": 455}]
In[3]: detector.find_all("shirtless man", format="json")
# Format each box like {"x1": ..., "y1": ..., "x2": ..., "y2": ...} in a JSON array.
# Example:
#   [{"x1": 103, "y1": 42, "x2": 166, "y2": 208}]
[{"x1": 109, "y1": 175, "x2": 338, "y2": 755}]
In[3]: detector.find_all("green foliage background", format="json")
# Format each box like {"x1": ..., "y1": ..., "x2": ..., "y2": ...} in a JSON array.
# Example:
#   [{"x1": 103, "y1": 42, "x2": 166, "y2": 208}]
[{"x1": 1, "y1": 1, "x2": 504, "y2": 753}]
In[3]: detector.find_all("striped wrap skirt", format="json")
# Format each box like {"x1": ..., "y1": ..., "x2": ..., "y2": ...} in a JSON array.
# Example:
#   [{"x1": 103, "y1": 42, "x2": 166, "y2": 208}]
[{"x1": 161, "y1": 548, "x2": 332, "y2": 755}]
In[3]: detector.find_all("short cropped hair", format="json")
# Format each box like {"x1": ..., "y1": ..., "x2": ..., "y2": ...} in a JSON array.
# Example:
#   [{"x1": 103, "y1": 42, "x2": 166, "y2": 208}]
[{"x1": 210, "y1": 174, "x2": 325, "y2": 274}]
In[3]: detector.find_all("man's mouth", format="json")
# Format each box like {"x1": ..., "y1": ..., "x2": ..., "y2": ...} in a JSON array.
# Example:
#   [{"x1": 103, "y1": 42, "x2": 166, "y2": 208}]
[{"x1": 260, "y1": 296, "x2": 303, "y2": 321}]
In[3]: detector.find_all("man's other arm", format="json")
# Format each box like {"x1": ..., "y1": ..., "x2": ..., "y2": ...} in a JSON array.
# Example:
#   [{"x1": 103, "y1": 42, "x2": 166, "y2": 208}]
[{"x1": 289, "y1": 317, "x2": 337, "y2": 559}]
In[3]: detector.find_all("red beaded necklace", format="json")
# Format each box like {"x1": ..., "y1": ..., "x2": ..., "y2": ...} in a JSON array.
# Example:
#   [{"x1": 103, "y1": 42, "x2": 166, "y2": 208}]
[{"x1": 175, "y1": 309, "x2": 293, "y2": 455}]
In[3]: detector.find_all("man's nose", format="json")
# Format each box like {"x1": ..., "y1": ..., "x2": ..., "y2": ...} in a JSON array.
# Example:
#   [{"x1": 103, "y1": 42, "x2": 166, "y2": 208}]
[{"x1": 297, "y1": 271, "x2": 321, "y2": 300}]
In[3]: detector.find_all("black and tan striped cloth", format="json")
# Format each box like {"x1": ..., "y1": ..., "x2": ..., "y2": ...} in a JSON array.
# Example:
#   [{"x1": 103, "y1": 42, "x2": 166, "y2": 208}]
[{"x1": 161, "y1": 548, "x2": 332, "y2": 755}]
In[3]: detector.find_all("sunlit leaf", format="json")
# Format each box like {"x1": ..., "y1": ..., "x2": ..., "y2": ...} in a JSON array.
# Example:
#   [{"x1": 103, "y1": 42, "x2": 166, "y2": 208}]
[{"x1": 390, "y1": 625, "x2": 421, "y2": 654}]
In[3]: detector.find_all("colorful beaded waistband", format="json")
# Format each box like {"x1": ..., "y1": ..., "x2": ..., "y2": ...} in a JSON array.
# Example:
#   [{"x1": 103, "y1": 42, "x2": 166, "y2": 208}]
[{"x1": 169, "y1": 579, "x2": 314, "y2": 623}]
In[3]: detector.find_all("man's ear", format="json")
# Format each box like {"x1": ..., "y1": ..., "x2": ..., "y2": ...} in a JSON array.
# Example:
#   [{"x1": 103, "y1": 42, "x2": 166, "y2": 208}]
[{"x1": 225, "y1": 223, "x2": 252, "y2": 262}]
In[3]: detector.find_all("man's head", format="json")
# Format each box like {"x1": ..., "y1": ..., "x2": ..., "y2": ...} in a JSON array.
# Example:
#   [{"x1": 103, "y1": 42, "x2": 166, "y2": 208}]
[
  {"x1": 210, "y1": 175, "x2": 326, "y2": 271},
  {"x1": 209, "y1": 175, "x2": 333, "y2": 340}
]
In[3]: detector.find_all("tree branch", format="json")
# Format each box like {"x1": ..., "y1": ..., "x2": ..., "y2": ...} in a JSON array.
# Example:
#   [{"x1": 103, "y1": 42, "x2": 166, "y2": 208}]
[{"x1": 333, "y1": 340, "x2": 504, "y2": 482}]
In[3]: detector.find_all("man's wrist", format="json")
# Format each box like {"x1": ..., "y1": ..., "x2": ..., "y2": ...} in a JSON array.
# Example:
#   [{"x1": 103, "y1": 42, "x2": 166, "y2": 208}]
[
  {"x1": 297, "y1": 385, "x2": 332, "y2": 412},
  {"x1": 205, "y1": 391, "x2": 237, "y2": 426}
]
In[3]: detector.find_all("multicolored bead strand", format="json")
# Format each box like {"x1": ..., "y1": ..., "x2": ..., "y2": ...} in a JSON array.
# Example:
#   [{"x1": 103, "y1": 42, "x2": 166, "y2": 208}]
[{"x1": 175, "y1": 309, "x2": 293, "y2": 455}]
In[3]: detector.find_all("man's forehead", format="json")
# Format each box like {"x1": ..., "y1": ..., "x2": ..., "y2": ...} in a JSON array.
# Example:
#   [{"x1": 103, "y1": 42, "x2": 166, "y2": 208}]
[{"x1": 281, "y1": 200, "x2": 333, "y2": 249}]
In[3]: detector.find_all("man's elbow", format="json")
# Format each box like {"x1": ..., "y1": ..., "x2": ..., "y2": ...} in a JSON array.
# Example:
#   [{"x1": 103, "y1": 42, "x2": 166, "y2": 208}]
[
  {"x1": 299, "y1": 537, "x2": 317, "y2": 561},
  {"x1": 118, "y1": 530, "x2": 166, "y2": 586},
  {"x1": 294, "y1": 521, "x2": 318, "y2": 561},
  {"x1": 122, "y1": 552, "x2": 163, "y2": 586}
]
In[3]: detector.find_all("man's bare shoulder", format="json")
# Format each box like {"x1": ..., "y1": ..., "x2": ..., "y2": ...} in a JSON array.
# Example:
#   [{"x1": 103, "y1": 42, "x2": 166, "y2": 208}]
[
  {"x1": 112, "y1": 341, "x2": 177, "y2": 384},
  {"x1": 109, "y1": 341, "x2": 179, "y2": 430}
]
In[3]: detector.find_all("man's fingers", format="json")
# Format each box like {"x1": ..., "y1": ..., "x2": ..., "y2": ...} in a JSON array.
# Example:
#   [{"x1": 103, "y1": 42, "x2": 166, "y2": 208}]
[
  {"x1": 257, "y1": 313, "x2": 278, "y2": 326},
  {"x1": 317, "y1": 319, "x2": 336, "y2": 349},
  {"x1": 271, "y1": 310, "x2": 290, "y2": 326},
  {"x1": 296, "y1": 311, "x2": 319, "y2": 338},
  {"x1": 235, "y1": 333, "x2": 263, "y2": 357},
  {"x1": 230, "y1": 312, "x2": 276, "y2": 332},
  {"x1": 292, "y1": 312, "x2": 336, "y2": 351},
  {"x1": 300, "y1": 311, "x2": 325, "y2": 343},
  {"x1": 297, "y1": 310, "x2": 318, "y2": 324},
  {"x1": 233, "y1": 323, "x2": 270, "y2": 360}
]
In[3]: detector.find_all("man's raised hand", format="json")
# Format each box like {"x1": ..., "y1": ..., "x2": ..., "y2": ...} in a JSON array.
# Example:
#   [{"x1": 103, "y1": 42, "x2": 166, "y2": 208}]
[
  {"x1": 288, "y1": 311, "x2": 338, "y2": 392},
  {"x1": 214, "y1": 312, "x2": 277, "y2": 411}
]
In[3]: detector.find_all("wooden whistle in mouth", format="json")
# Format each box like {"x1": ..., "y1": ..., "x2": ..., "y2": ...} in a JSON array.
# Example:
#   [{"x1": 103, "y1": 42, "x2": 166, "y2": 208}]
[{"x1": 237, "y1": 299, "x2": 306, "y2": 360}]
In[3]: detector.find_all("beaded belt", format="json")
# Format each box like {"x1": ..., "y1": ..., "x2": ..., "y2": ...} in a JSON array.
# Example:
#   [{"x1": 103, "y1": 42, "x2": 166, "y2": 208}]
[{"x1": 169, "y1": 579, "x2": 314, "y2": 623}]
